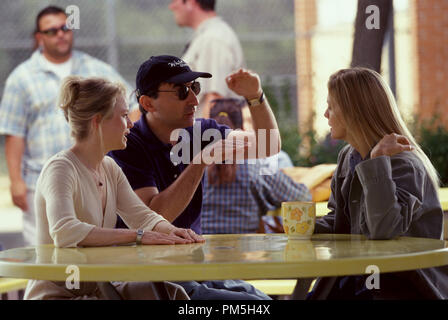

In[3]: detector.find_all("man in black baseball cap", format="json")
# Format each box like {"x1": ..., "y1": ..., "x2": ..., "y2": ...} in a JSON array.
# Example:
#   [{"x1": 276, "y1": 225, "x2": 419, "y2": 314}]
[
  {"x1": 134, "y1": 55, "x2": 212, "y2": 131},
  {"x1": 110, "y1": 55, "x2": 280, "y2": 300},
  {"x1": 136, "y1": 55, "x2": 211, "y2": 97}
]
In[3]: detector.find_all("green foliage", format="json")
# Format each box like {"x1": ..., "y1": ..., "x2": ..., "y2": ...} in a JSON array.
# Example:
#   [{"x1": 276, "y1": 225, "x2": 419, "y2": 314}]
[
  {"x1": 411, "y1": 116, "x2": 448, "y2": 187},
  {"x1": 263, "y1": 78, "x2": 301, "y2": 165},
  {"x1": 263, "y1": 80, "x2": 345, "y2": 167},
  {"x1": 299, "y1": 125, "x2": 347, "y2": 166}
]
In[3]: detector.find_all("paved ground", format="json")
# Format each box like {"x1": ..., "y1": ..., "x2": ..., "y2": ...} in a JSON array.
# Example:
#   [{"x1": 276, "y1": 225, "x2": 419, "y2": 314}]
[
  {"x1": 0, "y1": 207, "x2": 23, "y2": 250},
  {"x1": 0, "y1": 207, "x2": 22, "y2": 232}
]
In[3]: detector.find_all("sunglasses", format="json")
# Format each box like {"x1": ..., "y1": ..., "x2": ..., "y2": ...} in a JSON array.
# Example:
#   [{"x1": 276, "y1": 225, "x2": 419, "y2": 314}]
[
  {"x1": 157, "y1": 81, "x2": 201, "y2": 100},
  {"x1": 40, "y1": 25, "x2": 71, "y2": 36}
]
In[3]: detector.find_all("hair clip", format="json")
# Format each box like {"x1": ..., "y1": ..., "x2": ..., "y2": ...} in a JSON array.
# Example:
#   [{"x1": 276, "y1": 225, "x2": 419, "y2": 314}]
[{"x1": 218, "y1": 112, "x2": 229, "y2": 117}]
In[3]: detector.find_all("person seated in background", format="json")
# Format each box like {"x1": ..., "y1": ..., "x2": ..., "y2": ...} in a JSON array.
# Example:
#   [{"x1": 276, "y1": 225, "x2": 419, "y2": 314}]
[
  {"x1": 25, "y1": 76, "x2": 202, "y2": 300},
  {"x1": 201, "y1": 98, "x2": 311, "y2": 234},
  {"x1": 310, "y1": 67, "x2": 448, "y2": 300}
]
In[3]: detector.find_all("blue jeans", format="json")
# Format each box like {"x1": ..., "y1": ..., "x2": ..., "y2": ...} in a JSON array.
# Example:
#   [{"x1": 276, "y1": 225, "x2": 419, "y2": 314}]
[{"x1": 176, "y1": 280, "x2": 271, "y2": 300}]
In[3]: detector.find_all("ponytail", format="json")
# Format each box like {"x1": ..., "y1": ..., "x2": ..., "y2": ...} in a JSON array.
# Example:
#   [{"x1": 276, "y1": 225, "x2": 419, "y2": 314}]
[{"x1": 58, "y1": 76, "x2": 126, "y2": 141}]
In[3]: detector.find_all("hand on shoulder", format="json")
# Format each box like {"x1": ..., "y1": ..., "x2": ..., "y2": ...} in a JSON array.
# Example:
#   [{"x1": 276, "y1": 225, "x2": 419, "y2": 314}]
[{"x1": 371, "y1": 133, "x2": 415, "y2": 159}]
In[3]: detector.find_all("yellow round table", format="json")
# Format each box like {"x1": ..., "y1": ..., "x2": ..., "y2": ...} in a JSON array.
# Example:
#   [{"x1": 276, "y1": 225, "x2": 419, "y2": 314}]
[{"x1": 0, "y1": 234, "x2": 447, "y2": 282}]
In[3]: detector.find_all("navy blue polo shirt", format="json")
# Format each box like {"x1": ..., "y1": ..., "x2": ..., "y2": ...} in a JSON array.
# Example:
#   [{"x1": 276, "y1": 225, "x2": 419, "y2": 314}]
[{"x1": 109, "y1": 116, "x2": 229, "y2": 234}]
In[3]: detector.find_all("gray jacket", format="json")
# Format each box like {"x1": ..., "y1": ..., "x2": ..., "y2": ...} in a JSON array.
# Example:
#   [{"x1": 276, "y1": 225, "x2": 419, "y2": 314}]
[{"x1": 312, "y1": 145, "x2": 448, "y2": 299}]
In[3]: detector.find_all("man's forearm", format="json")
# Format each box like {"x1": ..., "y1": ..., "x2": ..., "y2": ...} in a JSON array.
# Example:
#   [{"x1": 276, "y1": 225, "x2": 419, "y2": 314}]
[
  {"x1": 5, "y1": 135, "x2": 25, "y2": 183},
  {"x1": 246, "y1": 97, "x2": 281, "y2": 157},
  {"x1": 225, "y1": 69, "x2": 281, "y2": 157},
  {"x1": 148, "y1": 162, "x2": 207, "y2": 222}
]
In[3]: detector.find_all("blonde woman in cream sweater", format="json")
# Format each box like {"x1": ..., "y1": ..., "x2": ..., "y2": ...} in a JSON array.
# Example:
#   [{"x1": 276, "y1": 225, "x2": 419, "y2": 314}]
[{"x1": 25, "y1": 76, "x2": 204, "y2": 300}]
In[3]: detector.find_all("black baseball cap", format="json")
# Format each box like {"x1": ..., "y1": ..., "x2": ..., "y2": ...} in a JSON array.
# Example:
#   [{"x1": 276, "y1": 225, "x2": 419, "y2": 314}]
[{"x1": 136, "y1": 55, "x2": 212, "y2": 97}]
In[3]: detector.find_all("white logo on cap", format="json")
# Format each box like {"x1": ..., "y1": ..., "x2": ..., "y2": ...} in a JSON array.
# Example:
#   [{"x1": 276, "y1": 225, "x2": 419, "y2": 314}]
[{"x1": 168, "y1": 60, "x2": 187, "y2": 68}]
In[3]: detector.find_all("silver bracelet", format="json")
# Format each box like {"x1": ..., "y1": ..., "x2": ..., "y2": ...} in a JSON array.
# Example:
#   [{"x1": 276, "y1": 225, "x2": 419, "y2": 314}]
[{"x1": 136, "y1": 229, "x2": 144, "y2": 245}]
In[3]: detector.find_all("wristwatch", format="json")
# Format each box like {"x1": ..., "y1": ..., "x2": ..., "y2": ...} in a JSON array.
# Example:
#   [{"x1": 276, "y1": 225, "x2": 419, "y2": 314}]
[
  {"x1": 136, "y1": 229, "x2": 144, "y2": 245},
  {"x1": 245, "y1": 91, "x2": 264, "y2": 107}
]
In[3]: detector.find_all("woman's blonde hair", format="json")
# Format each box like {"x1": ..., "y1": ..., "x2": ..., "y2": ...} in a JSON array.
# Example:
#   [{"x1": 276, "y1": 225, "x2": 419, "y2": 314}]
[
  {"x1": 328, "y1": 67, "x2": 439, "y2": 189},
  {"x1": 59, "y1": 76, "x2": 126, "y2": 142}
]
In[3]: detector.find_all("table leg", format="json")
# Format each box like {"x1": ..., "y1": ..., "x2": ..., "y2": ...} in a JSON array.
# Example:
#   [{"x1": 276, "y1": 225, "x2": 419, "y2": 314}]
[
  {"x1": 291, "y1": 278, "x2": 314, "y2": 300},
  {"x1": 97, "y1": 282, "x2": 122, "y2": 300}
]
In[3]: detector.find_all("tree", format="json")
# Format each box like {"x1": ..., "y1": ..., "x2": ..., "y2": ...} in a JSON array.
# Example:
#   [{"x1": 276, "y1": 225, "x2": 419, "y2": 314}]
[{"x1": 351, "y1": 0, "x2": 392, "y2": 72}]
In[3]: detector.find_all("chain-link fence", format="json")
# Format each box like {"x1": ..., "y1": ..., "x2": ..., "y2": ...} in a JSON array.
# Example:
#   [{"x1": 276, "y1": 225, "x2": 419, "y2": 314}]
[
  {"x1": 0, "y1": 0, "x2": 414, "y2": 172},
  {"x1": 0, "y1": 0, "x2": 298, "y2": 106},
  {"x1": 0, "y1": 0, "x2": 298, "y2": 174}
]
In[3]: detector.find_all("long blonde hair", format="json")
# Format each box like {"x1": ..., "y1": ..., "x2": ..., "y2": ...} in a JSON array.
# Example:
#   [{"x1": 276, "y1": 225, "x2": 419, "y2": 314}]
[
  {"x1": 58, "y1": 76, "x2": 126, "y2": 150},
  {"x1": 328, "y1": 67, "x2": 440, "y2": 189}
]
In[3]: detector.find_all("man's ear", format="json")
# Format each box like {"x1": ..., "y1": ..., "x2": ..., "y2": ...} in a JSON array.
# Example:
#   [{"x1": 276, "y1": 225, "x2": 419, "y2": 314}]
[
  {"x1": 34, "y1": 32, "x2": 43, "y2": 48},
  {"x1": 139, "y1": 96, "x2": 156, "y2": 113},
  {"x1": 190, "y1": 0, "x2": 200, "y2": 8}
]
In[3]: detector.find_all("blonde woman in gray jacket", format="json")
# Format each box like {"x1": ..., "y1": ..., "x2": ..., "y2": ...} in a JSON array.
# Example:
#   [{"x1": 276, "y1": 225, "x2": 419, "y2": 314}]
[{"x1": 310, "y1": 67, "x2": 447, "y2": 299}]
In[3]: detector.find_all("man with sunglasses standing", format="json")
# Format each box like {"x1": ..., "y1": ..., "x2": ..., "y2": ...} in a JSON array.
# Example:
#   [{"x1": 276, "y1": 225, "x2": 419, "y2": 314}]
[
  {"x1": 110, "y1": 55, "x2": 279, "y2": 300},
  {"x1": 0, "y1": 5, "x2": 137, "y2": 246}
]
